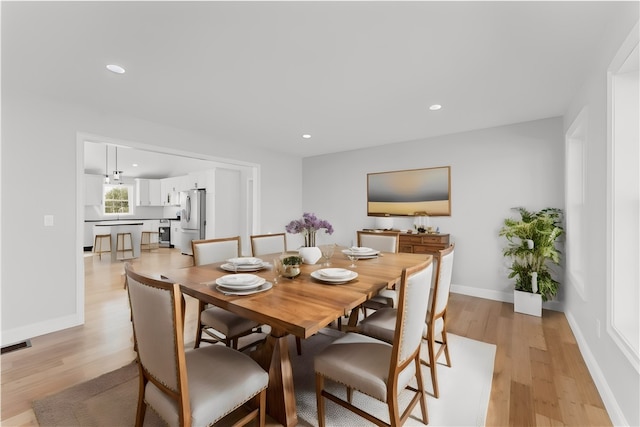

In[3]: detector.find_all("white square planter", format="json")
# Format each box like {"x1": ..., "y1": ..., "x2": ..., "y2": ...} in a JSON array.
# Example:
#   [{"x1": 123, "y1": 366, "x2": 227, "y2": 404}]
[{"x1": 514, "y1": 290, "x2": 542, "y2": 317}]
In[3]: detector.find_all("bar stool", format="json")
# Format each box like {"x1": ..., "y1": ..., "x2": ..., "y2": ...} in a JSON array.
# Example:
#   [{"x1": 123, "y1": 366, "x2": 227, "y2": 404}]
[
  {"x1": 141, "y1": 231, "x2": 160, "y2": 251},
  {"x1": 93, "y1": 234, "x2": 112, "y2": 260},
  {"x1": 116, "y1": 232, "x2": 134, "y2": 260}
]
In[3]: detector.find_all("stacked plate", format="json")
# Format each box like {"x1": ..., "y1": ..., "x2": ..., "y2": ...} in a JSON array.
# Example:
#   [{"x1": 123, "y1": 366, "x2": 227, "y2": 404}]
[
  {"x1": 341, "y1": 247, "x2": 380, "y2": 259},
  {"x1": 215, "y1": 274, "x2": 272, "y2": 295},
  {"x1": 311, "y1": 268, "x2": 358, "y2": 284},
  {"x1": 220, "y1": 257, "x2": 267, "y2": 272}
]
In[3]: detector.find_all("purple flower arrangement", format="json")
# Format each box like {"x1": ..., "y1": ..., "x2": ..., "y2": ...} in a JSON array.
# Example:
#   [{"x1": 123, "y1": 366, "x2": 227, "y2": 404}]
[{"x1": 285, "y1": 212, "x2": 334, "y2": 247}]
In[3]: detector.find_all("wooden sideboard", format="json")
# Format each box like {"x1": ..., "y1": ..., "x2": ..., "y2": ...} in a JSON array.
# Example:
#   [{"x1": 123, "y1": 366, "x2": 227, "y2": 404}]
[{"x1": 398, "y1": 232, "x2": 450, "y2": 254}]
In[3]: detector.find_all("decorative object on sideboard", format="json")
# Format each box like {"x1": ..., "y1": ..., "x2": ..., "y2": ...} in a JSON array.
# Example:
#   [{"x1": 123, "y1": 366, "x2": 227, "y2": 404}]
[
  {"x1": 499, "y1": 207, "x2": 564, "y2": 317},
  {"x1": 285, "y1": 212, "x2": 334, "y2": 264},
  {"x1": 413, "y1": 212, "x2": 432, "y2": 233}
]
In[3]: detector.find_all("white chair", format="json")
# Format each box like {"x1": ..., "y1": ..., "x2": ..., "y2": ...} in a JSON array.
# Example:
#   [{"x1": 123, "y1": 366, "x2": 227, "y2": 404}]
[
  {"x1": 357, "y1": 230, "x2": 401, "y2": 315},
  {"x1": 250, "y1": 233, "x2": 286, "y2": 256},
  {"x1": 124, "y1": 263, "x2": 268, "y2": 427},
  {"x1": 359, "y1": 244, "x2": 455, "y2": 398},
  {"x1": 314, "y1": 259, "x2": 433, "y2": 427},
  {"x1": 192, "y1": 236, "x2": 264, "y2": 350}
]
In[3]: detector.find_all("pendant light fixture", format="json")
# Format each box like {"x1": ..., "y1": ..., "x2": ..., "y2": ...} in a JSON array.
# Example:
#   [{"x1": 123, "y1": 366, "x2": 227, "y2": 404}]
[
  {"x1": 112, "y1": 146, "x2": 123, "y2": 181},
  {"x1": 104, "y1": 145, "x2": 110, "y2": 184}
]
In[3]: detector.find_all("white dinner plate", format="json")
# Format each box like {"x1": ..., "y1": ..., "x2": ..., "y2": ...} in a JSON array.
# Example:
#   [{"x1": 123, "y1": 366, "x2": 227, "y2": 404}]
[
  {"x1": 227, "y1": 257, "x2": 263, "y2": 265},
  {"x1": 317, "y1": 268, "x2": 353, "y2": 279},
  {"x1": 311, "y1": 269, "x2": 358, "y2": 284},
  {"x1": 349, "y1": 247, "x2": 374, "y2": 253},
  {"x1": 216, "y1": 282, "x2": 273, "y2": 295},
  {"x1": 341, "y1": 249, "x2": 380, "y2": 259},
  {"x1": 215, "y1": 274, "x2": 265, "y2": 289},
  {"x1": 220, "y1": 262, "x2": 268, "y2": 272}
]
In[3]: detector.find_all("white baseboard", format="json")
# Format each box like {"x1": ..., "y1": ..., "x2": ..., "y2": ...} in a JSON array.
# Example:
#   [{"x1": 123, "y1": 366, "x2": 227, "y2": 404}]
[
  {"x1": 564, "y1": 310, "x2": 628, "y2": 427},
  {"x1": 451, "y1": 283, "x2": 564, "y2": 312},
  {"x1": 1, "y1": 314, "x2": 83, "y2": 347}
]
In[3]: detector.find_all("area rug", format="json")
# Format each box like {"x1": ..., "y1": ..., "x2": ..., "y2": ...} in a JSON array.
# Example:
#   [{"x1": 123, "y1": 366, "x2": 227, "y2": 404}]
[{"x1": 33, "y1": 331, "x2": 495, "y2": 426}]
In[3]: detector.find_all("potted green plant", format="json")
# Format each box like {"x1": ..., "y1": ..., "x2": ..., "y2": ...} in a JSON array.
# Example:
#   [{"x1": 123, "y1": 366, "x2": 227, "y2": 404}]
[
  {"x1": 499, "y1": 207, "x2": 564, "y2": 316},
  {"x1": 281, "y1": 255, "x2": 303, "y2": 278}
]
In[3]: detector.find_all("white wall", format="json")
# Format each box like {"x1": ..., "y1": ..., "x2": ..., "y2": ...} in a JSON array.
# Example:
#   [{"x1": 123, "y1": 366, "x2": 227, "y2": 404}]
[
  {"x1": 0, "y1": 93, "x2": 302, "y2": 345},
  {"x1": 562, "y1": 12, "x2": 639, "y2": 427},
  {"x1": 302, "y1": 117, "x2": 564, "y2": 306}
]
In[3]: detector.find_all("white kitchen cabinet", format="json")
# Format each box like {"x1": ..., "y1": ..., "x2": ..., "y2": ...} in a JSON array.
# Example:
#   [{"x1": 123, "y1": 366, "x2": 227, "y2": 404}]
[
  {"x1": 170, "y1": 220, "x2": 182, "y2": 250},
  {"x1": 84, "y1": 174, "x2": 104, "y2": 206},
  {"x1": 187, "y1": 171, "x2": 207, "y2": 190},
  {"x1": 136, "y1": 179, "x2": 162, "y2": 206},
  {"x1": 160, "y1": 177, "x2": 181, "y2": 206}
]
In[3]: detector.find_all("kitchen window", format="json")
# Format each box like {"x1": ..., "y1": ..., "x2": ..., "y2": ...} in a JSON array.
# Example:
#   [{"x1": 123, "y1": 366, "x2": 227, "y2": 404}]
[{"x1": 104, "y1": 184, "x2": 133, "y2": 215}]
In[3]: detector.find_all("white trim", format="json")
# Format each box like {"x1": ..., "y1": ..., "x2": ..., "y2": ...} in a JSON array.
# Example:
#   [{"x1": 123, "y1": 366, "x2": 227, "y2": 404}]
[
  {"x1": 76, "y1": 137, "x2": 86, "y2": 328},
  {"x1": 565, "y1": 310, "x2": 629, "y2": 427},
  {"x1": 1, "y1": 313, "x2": 83, "y2": 347},
  {"x1": 564, "y1": 107, "x2": 588, "y2": 302},
  {"x1": 605, "y1": 21, "x2": 640, "y2": 373},
  {"x1": 75, "y1": 132, "x2": 261, "y2": 335}
]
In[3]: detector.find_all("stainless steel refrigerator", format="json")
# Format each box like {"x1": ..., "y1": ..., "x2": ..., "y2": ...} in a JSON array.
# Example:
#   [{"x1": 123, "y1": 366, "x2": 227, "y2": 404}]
[{"x1": 180, "y1": 189, "x2": 206, "y2": 255}]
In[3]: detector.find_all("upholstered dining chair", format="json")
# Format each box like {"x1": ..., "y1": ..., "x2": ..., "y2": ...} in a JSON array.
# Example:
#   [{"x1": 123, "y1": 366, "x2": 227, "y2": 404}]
[
  {"x1": 357, "y1": 230, "x2": 402, "y2": 316},
  {"x1": 357, "y1": 230, "x2": 401, "y2": 253},
  {"x1": 124, "y1": 263, "x2": 268, "y2": 427},
  {"x1": 249, "y1": 232, "x2": 304, "y2": 355},
  {"x1": 358, "y1": 244, "x2": 455, "y2": 398},
  {"x1": 191, "y1": 236, "x2": 264, "y2": 350},
  {"x1": 314, "y1": 259, "x2": 433, "y2": 427},
  {"x1": 250, "y1": 233, "x2": 287, "y2": 257}
]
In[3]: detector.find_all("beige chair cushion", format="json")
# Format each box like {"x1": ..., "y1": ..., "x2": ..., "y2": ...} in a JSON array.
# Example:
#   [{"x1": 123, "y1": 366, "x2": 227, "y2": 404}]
[
  {"x1": 251, "y1": 234, "x2": 286, "y2": 256},
  {"x1": 314, "y1": 332, "x2": 416, "y2": 402},
  {"x1": 201, "y1": 306, "x2": 260, "y2": 336},
  {"x1": 358, "y1": 233, "x2": 399, "y2": 253},
  {"x1": 359, "y1": 307, "x2": 397, "y2": 343},
  {"x1": 193, "y1": 240, "x2": 238, "y2": 265},
  {"x1": 360, "y1": 307, "x2": 429, "y2": 344},
  {"x1": 146, "y1": 345, "x2": 269, "y2": 427},
  {"x1": 127, "y1": 275, "x2": 180, "y2": 391}
]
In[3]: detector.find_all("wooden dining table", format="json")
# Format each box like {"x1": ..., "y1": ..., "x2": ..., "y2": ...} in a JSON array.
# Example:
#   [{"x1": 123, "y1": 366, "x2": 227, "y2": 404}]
[{"x1": 163, "y1": 249, "x2": 431, "y2": 427}]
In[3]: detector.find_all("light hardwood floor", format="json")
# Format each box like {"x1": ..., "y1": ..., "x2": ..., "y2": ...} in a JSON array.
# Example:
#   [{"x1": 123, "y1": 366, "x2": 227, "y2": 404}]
[{"x1": 1, "y1": 248, "x2": 611, "y2": 426}]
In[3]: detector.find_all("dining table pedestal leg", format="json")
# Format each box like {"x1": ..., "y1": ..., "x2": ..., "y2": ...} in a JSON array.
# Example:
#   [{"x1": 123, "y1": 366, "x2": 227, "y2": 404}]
[{"x1": 250, "y1": 328, "x2": 298, "y2": 427}]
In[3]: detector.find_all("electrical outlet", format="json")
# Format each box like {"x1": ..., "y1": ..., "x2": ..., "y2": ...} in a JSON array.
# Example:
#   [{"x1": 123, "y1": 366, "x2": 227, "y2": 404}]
[
  {"x1": 596, "y1": 319, "x2": 601, "y2": 338},
  {"x1": 44, "y1": 215, "x2": 54, "y2": 227}
]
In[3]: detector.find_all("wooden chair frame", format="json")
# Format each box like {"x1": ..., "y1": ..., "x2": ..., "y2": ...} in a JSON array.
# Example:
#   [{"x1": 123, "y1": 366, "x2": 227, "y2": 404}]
[
  {"x1": 357, "y1": 230, "x2": 402, "y2": 317},
  {"x1": 250, "y1": 233, "x2": 287, "y2": 257},
  {"x1": 191, "y1": 236, "x2": 241, "y2": 267},
  {"x1": 422, "y1": 243, "x2": 455, "y2": 398},
  {"x1": 191, "y1": 236, "x2": 264, "y2": 350},
  {"x1": 356, "y1": 230, "x2": 401, "y2": 253},
  {"x1": 316, "y1": 260, "x2": 432, "y2": 427},
  {"x1": 124, "y1": 264, "x2": 266, "y2": 427}
]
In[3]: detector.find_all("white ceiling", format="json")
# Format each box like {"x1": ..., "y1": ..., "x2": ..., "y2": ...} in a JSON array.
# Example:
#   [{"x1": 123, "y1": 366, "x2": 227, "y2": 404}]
[{"x1": 2, "y1": 1, "x2": 628, "y2": 174}]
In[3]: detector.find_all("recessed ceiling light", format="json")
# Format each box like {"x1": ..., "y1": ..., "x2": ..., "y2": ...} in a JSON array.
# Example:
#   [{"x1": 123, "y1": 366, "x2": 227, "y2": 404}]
[
  {"x1": 132, "y1": 163, "x2": 138, "y2": 167},
  {"x1": 302, "y1": 134, "x2": 312, "y2": 139},
  {"x1": 429, "y1": 104, "x2": 442, "y2": 111},
  {"x1": 106, "y1": 64, "x2": 126, "y2": 74}
]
